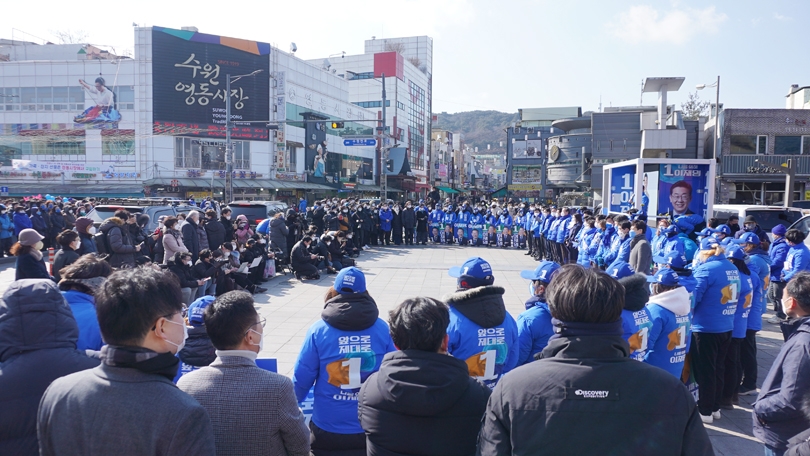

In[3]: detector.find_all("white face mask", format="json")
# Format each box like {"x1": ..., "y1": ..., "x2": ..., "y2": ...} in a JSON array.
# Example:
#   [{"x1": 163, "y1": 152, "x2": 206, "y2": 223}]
[
  {"x1": 89, "y1": 226, "x2": 97, "y2": 235},
  {"x1": 185, "y1": 260, "x2": 192, "y2": 266},
  {"x1": 163, "y1": 319, "x2": 188, "y2": 353},
  {"x1": 240, "y1": 248, "x2": 246, "y2": 252},
  {"x1": 326, "y1": 241, "x2": 331, "y2": 246},
  {"x1": 259, "y1": 239, "x2": 266, "y2": 244},
  {"x1": 225, "y1": 215, "x2": 231, "y2": 220},
  {"x1": 249, "y1": 328, "x2": 264, "y2": 352}
]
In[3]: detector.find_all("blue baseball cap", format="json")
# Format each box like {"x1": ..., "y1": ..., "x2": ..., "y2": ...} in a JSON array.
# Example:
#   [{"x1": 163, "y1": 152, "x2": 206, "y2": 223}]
[
  {"x1": 697, "y1": 227, "x2": 714, "y2": 237},
  {"x1": 732, "y1": 232, "x2": 761, "y2": 246},
  {"x1": 699, "y1": 236, "x2": 720, "y2": 251},
  {"x1": 334, "y1": 267, "x2": 366, "y2": 294},
  {"x1": 607, "y1": 261, "x2": 635, "y2": 280},
  {"x1": 662, "y1": 224, "x2": 678, "y2": 234},
  {"x1": 653, "y1": 251, "x2": 689, "y2": 269},
  {"x1": 449, "y1": 257, "x2": 494, "y2": 287},
  {"x1": 520, "y1": 261, "x2": 560, "y2": 283},
  {"x1": 646, "y1": 268, "x2": 680, "y2": 286},
  {"x1": 725, "y1": 244, "x2": 748, "y2": 261},
  {"x1": 712, "y1": 224, "x2": 732, "y2": 236},
  {"x1": 188, "y1": 295, "x2": 216, "y2": 327}
]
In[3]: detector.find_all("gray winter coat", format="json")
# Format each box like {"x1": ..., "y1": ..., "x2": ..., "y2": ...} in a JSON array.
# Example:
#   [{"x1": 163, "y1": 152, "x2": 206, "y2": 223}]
[
  {"x1": 629, "y1": 235, "x2": 652, "y2": 276},
  {"x1": 98, "y1": 218, "x2": 136, "y2": 268},
  {"x1": 0, "y1": 279, "x2": 99, "y2": 456},
  {"x1": 269, "y1": 217, "x2": 289, "y2": 254}
]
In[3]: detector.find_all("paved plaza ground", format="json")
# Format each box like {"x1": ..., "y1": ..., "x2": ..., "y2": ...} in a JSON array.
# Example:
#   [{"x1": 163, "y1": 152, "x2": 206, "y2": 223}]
[{"x1": 0, "y1": 245, "x2": 786, "y2": 454}]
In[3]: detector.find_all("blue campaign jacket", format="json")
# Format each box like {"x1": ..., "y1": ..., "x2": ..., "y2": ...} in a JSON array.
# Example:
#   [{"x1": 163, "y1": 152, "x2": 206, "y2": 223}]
[
  {"x1": 429, "y1": 209, "x2": 443, "y2": 228},
  {"x1": 456, "y1": 211, "x2": 471, "y2": 238},
  {"x1": 530, "y1": 215, "x2": 542, "y2": 237},
  {"x1": 621, "y1": 307, "x2": 653, "y2": 361},
  {"x1": 517, "y1": 295, "x2": 553, "y2": 366},
  {"x1": 61, "y1": 290, "x2": 104, "y2": 351},
  {"x1": 12, "y1": 211, "x2": 33, "y2": 236},
  {"x1": 753, "y1": 317, "x2": 810, "y2": 451},
  {"x1": 783, "y1": 243, "x2": 810, "y2": 282},
  {"x1": 0, "y1": 213, "x2": 13, "y2": 240},
  {"x1": 379, "y1": 209, "x2": 393, "y2": 232},
  {"x1": 587, "y1": 228, "x2": 604, "y2": 262},
  {"x1": 554, "y1": 215, "x2": 571, "y2": 243},
  {"x1": 604, "y1": 233, "x2": 631, "y2": 265},
  {"x1": 444, "y1": 286, "x2": 518, "y2": 390},
  {"x1": 663, "y1": 235, "x2": 685, "y2": 258},
  {"x1": 692, "y1": 255, "x2": 740, "y2": 333},
  {"x1": 769, "y1": 237, "x2": 789, "y2": 283},
  {"x1": 732, "y1": 271, "x2": 755, "y2": 339},
  {"x1": 498, "y1": 213, "x2": 513, "y2": 230},
  {"x1": 443, "y1": 211, "x2": 458, "y2": 231},
  {"x1": 651, "y1": 232, "x2": 668, "y2": 257},
  {"x1": 644, "y1": 286, "x2": 692, "y2": 378},
  {"x1": 747, "y1": 253, "x2": 771, "y2": 331},
  {"x1": 292, "y1": 293, "x2": 395, "y2": 435},
  {"x1": 548, "y1": 217, "x2": 563, "y2": 242},
  {"x1": 542, "y1": 215, "x2": 556, "y2": 237},
  {"x1": 577, "y1": 227, "x2": 598, "y2": 267}
]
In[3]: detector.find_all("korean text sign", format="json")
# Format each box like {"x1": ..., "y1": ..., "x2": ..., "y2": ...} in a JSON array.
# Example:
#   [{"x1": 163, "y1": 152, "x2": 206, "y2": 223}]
[{"x1": 610, "y1": 165, "x2": 636, "y2": 213}]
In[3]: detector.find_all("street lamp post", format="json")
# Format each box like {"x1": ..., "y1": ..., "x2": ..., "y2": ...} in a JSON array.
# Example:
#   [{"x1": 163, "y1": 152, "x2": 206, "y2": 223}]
[
  {"x1": 696, "y1": 76, "x2": 720, "y2": 160},
  {"x1": 224, "y1": 70, "x2": 264, "y2": 203}
]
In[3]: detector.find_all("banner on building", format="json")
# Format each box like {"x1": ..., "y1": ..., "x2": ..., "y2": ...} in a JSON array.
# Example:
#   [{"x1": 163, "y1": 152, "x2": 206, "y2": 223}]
[
  {"x1": 512, "y1": 165, "x2": 543, "y2": 184},
  {"x1": 657, "y1": 163, "x2": 711, "y2": 221},
  {"x1": 151, "y1": 27, "x2": 271, "y2": 141}
]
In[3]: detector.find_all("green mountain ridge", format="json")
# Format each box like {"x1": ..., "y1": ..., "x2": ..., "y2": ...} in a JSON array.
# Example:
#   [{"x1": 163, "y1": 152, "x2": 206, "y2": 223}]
[{"x1": 434, "y1": 110, "x2": 518, "y2": 155}]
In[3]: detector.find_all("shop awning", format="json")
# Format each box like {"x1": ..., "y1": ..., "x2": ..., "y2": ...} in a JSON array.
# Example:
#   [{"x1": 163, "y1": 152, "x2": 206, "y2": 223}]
[
  {"x1": 490, "y1": 186, "x2": 509, "y2": 198},
  {"x1": 144, "y1": 178, "x2": 335, "y2": 191},
  {"x1": 436, "y1": 186, "x2": 459, "y2": 194}
]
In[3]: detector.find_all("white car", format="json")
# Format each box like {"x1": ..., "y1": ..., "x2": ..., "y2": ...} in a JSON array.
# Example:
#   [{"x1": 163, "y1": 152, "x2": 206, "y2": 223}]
[{"x1": 712, "y1": 204, "x2": 804, "y2": 241}]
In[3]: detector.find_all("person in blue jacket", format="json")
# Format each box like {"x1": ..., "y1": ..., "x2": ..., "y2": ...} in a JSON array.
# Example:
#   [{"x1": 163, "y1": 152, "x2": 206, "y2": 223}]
[
  {"x1": 691, "y1": 236, "x2": 741, "y2": 424},
  {"x1": 528, "y1": 209, "x2": 543, "y2": 260},
  {"x1": 554, "y1": 208, "x2": 571, "y2": 264},
  {"x1": 456, "y1": 206, "x2": 471, "y2": 239},
  {"x1": 298, "y1": 197, "x2": 308, "y2": 213},
  {"x1": 577, "y1": 216, "x2": 598, "y2": 268},
  {"x1": 604, "y1": 219, "x2": 633, "y2": 266},
  {"x1": 469, "y1": 207, "x2": 485, "y2": 241},
  {"x1": 0, "y1": 204, "x2": 13, "y2": 258},
  {"x1": 57, "y1": 254, "x2": 112, "y2": 351},
  {"x1": 516, "y1": 261, "x2": 560, "y2": 366},
  {"x1": 662, "y1": 224, "x2": 685, "y2": 258},
  {"x1": 12, "y1": 205, "x2": 33, "y2": 237},
  {"x1": 768, "y1": 224, "x2": 790, "y2": 323},
  {"x1": 293, "y1": 267, "x2": 395, "y2": 456},
  {"x1": 541, "y1": 208, "x2": 556, "y2": 261},
  {"x1": 712, "y1": 224, "x2": 734, "y2": 247},
  {"x1": 733, "y1": 232, "x2": 771, "y2": 395},
  {"x1": 606, "y1": 261, "x2": 652, "y2": 361},
  {"x1": 782, "y1": 229, "x2": 810, "y2": 283},
  {"x1": 444, "y1": 257, "x2": 518, "y2": 389},
  {"x1": 651, "y1": 218, "x2": 671, "y2": 257},
  {"x1": 587, "y1": 218, "x2": 606, "y2": 268},
  {"x1": 378, "y1": 204, "x2": 393, "y2": 246},
  {"x1": 443, "y1": 206, "x2": 457, "y2": 234},
  {"x1": 720, "y1": 245, "x2": 755, "y2": 409},
  {"x1": 644, "y1": 268, "x2": 692, "y2": 379},
  {"x1": 498, "y1": 209, "x2": 513, "y2": 232},
  {"x1": 429, "y1": 205, "x2": 443, "y2": 235},
  {"x1": 595, "y1": 222, "x2": 617, "y2": 269}
]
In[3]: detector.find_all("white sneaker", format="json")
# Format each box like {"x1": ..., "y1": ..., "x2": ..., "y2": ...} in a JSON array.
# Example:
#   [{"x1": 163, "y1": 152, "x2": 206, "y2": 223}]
[
  {"x1": 712, "y1": 411, "x2": 721, "y2": 420},
  {"x1": 700, "y1": 414, "x2": 713, "y2": 424},
  {"x1": 364, "y1": 245, "x2": 370, "y2": 250}
]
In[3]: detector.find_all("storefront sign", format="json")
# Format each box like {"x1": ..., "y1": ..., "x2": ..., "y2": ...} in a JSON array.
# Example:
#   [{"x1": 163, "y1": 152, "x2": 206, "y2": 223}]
[
  {"x1": 276, "y1": 171, "x2": 305, "y2": 181},
  {"x1": 512, "y1": 165, "x2": 543, "y2": 184},
  {"x1": 508, "y1": 184, "x2": 543, "y2": 191},
  {"x1": 13, "y1": 160, "x2": 103, "y2": 172}
]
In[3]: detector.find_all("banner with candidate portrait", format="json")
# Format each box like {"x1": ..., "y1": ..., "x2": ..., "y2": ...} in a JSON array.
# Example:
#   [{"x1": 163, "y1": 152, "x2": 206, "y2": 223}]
[{"x1": 657, "y1": 163, "x2": 711, "y2": 221}]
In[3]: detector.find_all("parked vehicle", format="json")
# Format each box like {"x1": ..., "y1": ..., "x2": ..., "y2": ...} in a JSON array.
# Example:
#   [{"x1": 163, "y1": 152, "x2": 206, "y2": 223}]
[
  {"x1": 226, "y1": 200, "x2": 288, "y2": 227},
  {"x1": 712, "y1": 204, "x2": 803, "y2": 240}
]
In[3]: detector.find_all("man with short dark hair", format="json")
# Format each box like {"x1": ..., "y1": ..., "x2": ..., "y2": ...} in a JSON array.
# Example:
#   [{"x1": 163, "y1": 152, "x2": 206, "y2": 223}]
[
  {"x1": 178, "y1": 291, "x2": 310, "y2": 456},
  {"x1": 358, "y1": 297, "x2": 491, "y2": 455},
  {"x1": 98, "y1": 209, "x2": 140, "y2": 268},
  {"x1": 754, "y1": 271, "x2": 810, "y2": 456},
  {"x1": 37, "y1": 268, "x2": 216, "y2": 455},
  {"x1": 290, "y1": 236, "x2": 320, "y2": 280},
  {"x1": 478, "y1": 264, "x2": 713, "y2": 455},
  {"x1": 629, "y1": 219, "x2": 652, "y2": 275},
  {"x1": 669, "y1": 180, "x2": 694, "y2": 216}
]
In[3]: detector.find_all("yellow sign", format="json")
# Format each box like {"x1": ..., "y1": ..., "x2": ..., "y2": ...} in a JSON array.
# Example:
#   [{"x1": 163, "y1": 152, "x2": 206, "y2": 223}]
[
  {"x1": 805, "y1": 190, "x2": 810, "y2": 200},
  {"x1": 186, "y1": 191, "x2": 214, "y2": 199},
  {"x1": 508, "y1": 184, "x2": 543, "y2": 191}
]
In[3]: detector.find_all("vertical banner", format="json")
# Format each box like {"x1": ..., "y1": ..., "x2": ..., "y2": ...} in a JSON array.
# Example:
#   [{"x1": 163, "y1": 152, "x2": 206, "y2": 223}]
[
  {"x1": 658, "y1": 163, "x2": 710, "y2": 222},
  {"x1": 609, "y1": 164, "x2": 636, "y2": 213}
]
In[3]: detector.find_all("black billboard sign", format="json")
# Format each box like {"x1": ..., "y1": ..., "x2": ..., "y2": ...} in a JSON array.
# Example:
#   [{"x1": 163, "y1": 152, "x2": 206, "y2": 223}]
[{"x1": 151, "y1": 27, "x2": 270, "y2": 140}]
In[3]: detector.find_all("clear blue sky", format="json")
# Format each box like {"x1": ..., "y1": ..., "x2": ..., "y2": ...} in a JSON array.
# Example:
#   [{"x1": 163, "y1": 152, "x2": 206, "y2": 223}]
[{"x1": 2, "y1": 0, "x2": 806, "y2": 114}]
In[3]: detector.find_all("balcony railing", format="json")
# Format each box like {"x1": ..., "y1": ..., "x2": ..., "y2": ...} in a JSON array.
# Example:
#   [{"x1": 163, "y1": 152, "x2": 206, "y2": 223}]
[{"x1": 720, "y1": 154, "x2": 810, "y2": 176}]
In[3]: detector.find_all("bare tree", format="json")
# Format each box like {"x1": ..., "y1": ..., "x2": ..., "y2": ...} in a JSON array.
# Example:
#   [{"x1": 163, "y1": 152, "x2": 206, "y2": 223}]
[
  {"x1": 407, "y1": 56, "x2": 421, "y2": 67},
  {"x1": 384, "y1": 41, "x2": 406, "y2": 54},
  {"x1": 681, "y1": 91, "x2": 710, "y2": 120},
  {"x1": 50, "y1": 29, "x2": 89, "y2": 44}
]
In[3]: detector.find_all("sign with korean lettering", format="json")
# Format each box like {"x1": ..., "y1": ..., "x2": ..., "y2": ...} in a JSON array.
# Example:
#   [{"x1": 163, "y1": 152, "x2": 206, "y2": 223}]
[{"x1": 151, "y1": 27, "x2": 270, "y2": 141}]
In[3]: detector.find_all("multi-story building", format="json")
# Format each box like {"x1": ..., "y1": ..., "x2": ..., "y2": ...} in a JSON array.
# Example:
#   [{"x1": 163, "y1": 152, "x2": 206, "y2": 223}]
[
  {"x1": 0, "y1": 26, "x2": 378, "y2": 203},
  {"x1": 312, "y1": 36, "x2": 433, "y2": 198}
]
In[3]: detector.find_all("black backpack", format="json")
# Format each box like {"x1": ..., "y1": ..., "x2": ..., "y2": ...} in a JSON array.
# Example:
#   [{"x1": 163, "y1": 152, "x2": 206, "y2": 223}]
[{"x1": 94, "y1": 228, "x2": 111, "y2": 255}]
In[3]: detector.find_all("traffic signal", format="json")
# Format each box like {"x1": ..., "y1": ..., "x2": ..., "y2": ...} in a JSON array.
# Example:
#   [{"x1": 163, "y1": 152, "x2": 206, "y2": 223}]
[
  {"x1": 386, "y1": 159, "x2": 394, "y2": 172},
  {"x1": 330, "y1": 121, "x2": 344, "y2": 129}
]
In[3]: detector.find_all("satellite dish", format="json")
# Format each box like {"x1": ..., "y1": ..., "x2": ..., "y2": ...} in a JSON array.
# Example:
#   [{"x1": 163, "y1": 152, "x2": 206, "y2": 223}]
[{"x1": 290, "y1": 42, "x2": 297, "y2": 53}]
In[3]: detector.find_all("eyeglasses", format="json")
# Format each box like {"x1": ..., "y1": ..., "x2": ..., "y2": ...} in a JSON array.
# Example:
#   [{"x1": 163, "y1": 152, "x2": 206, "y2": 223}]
[
  {"x1": 244, "y1": 317, "x2": 267, "y2": 335},
  {"x1": 671, "y1": 195, "x2": 690, "y2": 202}
]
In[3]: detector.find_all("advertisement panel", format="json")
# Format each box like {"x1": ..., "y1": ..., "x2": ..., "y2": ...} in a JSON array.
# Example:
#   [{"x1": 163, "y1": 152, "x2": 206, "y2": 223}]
[
  {"x1": 512, "y1": 139, "x2": 543, "y2": 159},
  {"x1": 512, "y1": 165, "x2": 543, "y2": 184},
  {"x1": 151, "y1": 27, "x2": 270, "y2": 140},
  {"x1": 609, "y1": 164, "x2": 636, "y2": 213},
  {"x1": 657, "y1": 163, "x2": 710, "y2": 222}
]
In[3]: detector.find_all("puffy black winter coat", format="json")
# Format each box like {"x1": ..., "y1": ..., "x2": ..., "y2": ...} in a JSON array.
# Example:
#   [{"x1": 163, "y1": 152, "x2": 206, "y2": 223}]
[
  {"x1": 204, "y1": 219, "x2": 225, "y2": 251},
  {"x1": 359, "y1": 350, "x2": 490, "y2": 456},
  {"x1": 269, "y1": 217, "x2": 289, "y2": 254},
  {"x1": 98, "y1": 218, "x2": 136, "y2": 268},
  {"x1": 0, "y1": 279, "x2": 99, "y2": 455},
  {"x1": 181, "y1": 220, "x2": 201, "y2": 262},
  {"x1": 477, "y1": 334, "x2": 713, "y2": 456},
  {"x1": 401, "y1": 208, "x2": 416, "y2": 229},
  {"x1": 178, "y1": 325, "x2": 216, "y2": 367}
]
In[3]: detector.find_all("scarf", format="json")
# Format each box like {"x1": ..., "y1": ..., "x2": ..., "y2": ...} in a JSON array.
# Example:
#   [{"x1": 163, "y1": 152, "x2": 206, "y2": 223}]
[
  {"x1": 101, "y1": 345, "x2": 179, "y2": 380},
  {"x1": 549, "y1": 318, "x2": 623, "y2": 342},
  {"x1": 30, "y1": 249, "x2": 43, "y2": 261}
]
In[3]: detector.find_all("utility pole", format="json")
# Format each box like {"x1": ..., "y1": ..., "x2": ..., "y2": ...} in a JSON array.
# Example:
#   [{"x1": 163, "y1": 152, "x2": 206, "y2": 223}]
[{"x1": 379, "y1": 73, "x2": 387, "y2": 201}]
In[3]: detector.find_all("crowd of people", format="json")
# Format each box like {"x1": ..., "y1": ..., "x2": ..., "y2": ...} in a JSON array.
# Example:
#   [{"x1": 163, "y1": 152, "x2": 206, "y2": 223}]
[{"x1": 2, "y1": 192, "x2": 810, "y2": 455}]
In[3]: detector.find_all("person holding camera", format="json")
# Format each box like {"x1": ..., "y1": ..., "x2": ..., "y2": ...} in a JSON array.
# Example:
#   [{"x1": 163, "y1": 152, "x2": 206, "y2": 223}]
[
  {"x1": 291, "y1": 236, "x2": 320, "y2": 281},
  {"x1": 314, "y1": 234, "x2": 339, "y2": 274}
]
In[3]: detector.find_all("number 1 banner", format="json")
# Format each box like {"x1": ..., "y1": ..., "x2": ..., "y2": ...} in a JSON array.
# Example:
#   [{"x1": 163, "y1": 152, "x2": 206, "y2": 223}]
[{"x1": 610, "y1": 164, "x2": 636, "y2": 213}]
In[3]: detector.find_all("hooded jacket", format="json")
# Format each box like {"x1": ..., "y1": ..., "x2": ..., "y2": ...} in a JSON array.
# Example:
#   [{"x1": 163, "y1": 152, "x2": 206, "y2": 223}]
[
  {"x1": 444, "y1": 286, "x2": 518, "y2": 389},
  {"x1": 577, "y1": 227, "x2": 598, "y2": 267},
  {"x1": 178, "y1": 325, "x2": 216, "y2": 367},
  {"x1": 747, "y1": 253, "x2": 771, "y2": 332},
  {"x1": 692, "y1": 254, "x2": 740, "y2": 333},
  {"x1": 770, "y1": 237, "x2": 789, "y2": 283},
  {"x1": 292, "y1": 292, "x2": 395, "y2": 435},
  {"x1": 644, "y1": 286, "x2": 692, "y2": 378},
  {"x1": 60, "y1": 290, "x2": 103, "y2": 351},
  {"x1": 517, "y1": 295, "x2": 553, "y2": 366},
  {"x1": 753, "y1": 317, "x2": 810, "y2": 451},
  {"x1": 784, "y1": 243, "x2": 810, "y2": 282},
  {"x1": 268, "y1": 216, "x2": 289, "y2": 254},
  {"x1": 99, "y1": 217, "x2": 136, "y2": 268},
  {"x1": 379, "y1": 209, "x2": 393, "y2": 232},
  {"x1": 477, "y1": 333, "x2": 713, "y2": 456},
  {"x1": 358, "y1": 350, "x2": 491, "y2": 456},
  {"x1": 0, "y1": 280, "x2": 99, "y2": 456},
  {"x1": 732, "y1": 270, "x2": 754, "y2": 339},
  {"x1": 618, "y1": 274, "x2": 653, "y2": 361}
]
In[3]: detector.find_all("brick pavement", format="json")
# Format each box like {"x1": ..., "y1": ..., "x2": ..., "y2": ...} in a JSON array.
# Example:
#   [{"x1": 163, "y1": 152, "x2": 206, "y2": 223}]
[{"x1": 0, "y1": 246, "x2": 786, "y2": 454}]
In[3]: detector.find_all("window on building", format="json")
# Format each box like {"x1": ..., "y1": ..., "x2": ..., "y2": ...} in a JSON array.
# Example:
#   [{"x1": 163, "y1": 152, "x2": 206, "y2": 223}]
[
  {"x1": 69, "y1": 86, "x2": 85, "y2": 110},
  {"x1": 175, "y1": 137, "x2": 201, "y2": 168},
  {"x1": 20, "y1": 88, "x2": 36, "y2": 111},
  {"x1": 30, "y1": 138, "x2": 86, "y2": 156},
  {"x1": 803, "y1": 136, "x2": 810, "y2": 155},
  {"x1": 174, "y1": 137, "x2": 249, "y2": 169},
  {"x1": 233, "y1": 141, "x2": 251, "y2": 169},
  {"x1": 352, "y1": 100, "x2": 390, "y2": 109},
  {"x1": 774, "y1": 136, "x2": 802, "y2": 155},
  {"x1": 114, "y1": 86, "x2": 135, "y2": 110},
  {"x1": 346, "y1": 72, "x2": 375, "y2": 80},
  {"x1": 730, "y1": 135, "x2": 762, "y2": 154},
  {"x1": 288, "y1": 146, "x2": 297, "y2": 168}
]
